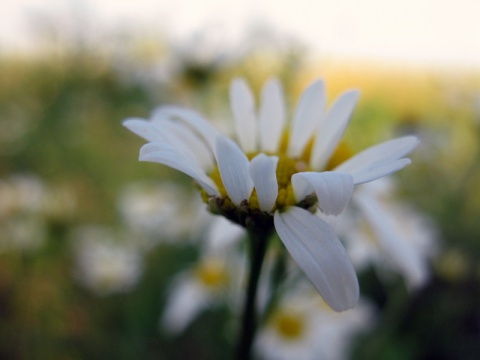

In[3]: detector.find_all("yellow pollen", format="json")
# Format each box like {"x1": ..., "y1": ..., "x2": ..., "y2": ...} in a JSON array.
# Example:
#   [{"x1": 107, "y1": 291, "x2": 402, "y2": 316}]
[
  {"x1": 274, "y1": 155, "x2": 308, "y2": 210},
  {"x1": 273, "y1": 312, "x2": 305, "y2": 340},
  {"x1": 195, "y1": 260, "x2": 228, "y2": 288}
]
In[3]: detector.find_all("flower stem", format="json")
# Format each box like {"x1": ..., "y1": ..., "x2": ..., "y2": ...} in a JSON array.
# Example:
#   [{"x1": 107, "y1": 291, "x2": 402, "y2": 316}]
[{"x1": 235, "y1": 229, "x2": 270, "y2": 360}]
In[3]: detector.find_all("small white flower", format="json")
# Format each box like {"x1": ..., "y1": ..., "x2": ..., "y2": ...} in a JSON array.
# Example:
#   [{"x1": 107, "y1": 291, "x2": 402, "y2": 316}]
[
  {"x1": 124, "y1": 77, "x2": 418, "y2": 311},
  {"x1": 0, "y1": 175, "x2": 46, "y2": 216},
  {"x1": 161, "y1": 243, "x2": 244, "y2": 334},
  {"x1": 0, "y1": 175, "x2": 74, "y2": 252},
  {"x1": 118, "y1": 181, "x2": 201, "y2": 248},
  {"x1": 72, "y1": 226, "x2": 144, "y2": 296},
  {"x1": 255, "y1": 285, "x2": 374, "y2": 360}
]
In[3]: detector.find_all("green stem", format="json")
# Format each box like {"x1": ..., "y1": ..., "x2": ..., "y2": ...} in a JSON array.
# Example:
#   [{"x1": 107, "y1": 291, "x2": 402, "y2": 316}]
[
  {"x1": 261, "y1": 247, "x2": 287, "y2": 324},
  {"x1": 235, "y1": 229, "x2": 270, "y2": 360}
]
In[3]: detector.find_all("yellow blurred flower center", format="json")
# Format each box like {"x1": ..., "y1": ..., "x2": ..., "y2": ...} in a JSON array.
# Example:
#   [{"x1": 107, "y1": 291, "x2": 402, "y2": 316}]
[
  {"x1": 273, "y1": 312, "x2": 305, "y2": 340},
  {"x1": 195, "y1": 260, "x2": 228, "y2": 288}
]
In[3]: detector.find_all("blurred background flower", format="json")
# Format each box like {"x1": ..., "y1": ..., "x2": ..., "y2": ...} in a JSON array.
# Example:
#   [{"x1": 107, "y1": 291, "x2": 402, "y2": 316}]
[
  {"x1": 0, "y1": 1, "x2": 479, "y2": 359},
  {"x1": 71, "y1": 225, "x2": 144, "y2": 296},
  {"x1": 341, "y1": 178, "x2": 439, "y2": 289},
  {"x1": 255, "y1": 285, "x2": 374, "y2": 360}
]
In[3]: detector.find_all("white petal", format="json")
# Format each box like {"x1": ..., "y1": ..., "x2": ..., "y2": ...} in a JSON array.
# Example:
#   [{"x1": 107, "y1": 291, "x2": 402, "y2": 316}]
[
  {"x1": 124, "y1": 117, "x2": 215, "y2": 170},
  {"x1": 215, "y1": 136, "x2": 254, "y2": 205},
  {"x1": 152, "y1": 105, "x2": 220, "y2": 151},
  {"x1": 310, "y1": 90, "x2": 360, "y2": 170},
  {"x1": 230, "y1": 78, "x2": 257, "y2": 152},
  {"x1": 249, "y1": 154, "x2": 279, "y2": 211},
  {"x1": 335, "y1": 136, "x2": 419, "y2": 176},
  {"x1": 123, "y1": 118, "x2": 166, "y2": 142},
  {"x1": 259, "y1": 78, "x2": 286, "y2": 152},
  {"x1": 292, "y1": 172, "x2": 354, "y2": 216},
  {"x1": 274, "y1": 207, "x2": 359, "y2": 311},
  {"x1": 352, "y1": 158, "x2": 412, "y2": 184},
  {"x1": 354, "y1": 192, "x2": 429, "y2": 288},
  {"x1": 161, "y1": 273, "x2": 213, "y2": 334},
  {"x1": 162, "y1": 120, "x2": 215, "y2": 170},
  {"x1": 139, "y1": 142, "x2": 219, "y2": 196},
  {"x1": 288, "y1": 80, "x2": 326, "y2": 158},
  {"x1": 204, "y1": 216, "x2": 246, "y2": 252}
]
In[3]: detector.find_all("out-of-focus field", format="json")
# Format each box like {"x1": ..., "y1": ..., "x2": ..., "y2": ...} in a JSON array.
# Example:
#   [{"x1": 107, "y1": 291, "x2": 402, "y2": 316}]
[{"x1": 1, "y1": 34, "x2": 480, "y2": 359}]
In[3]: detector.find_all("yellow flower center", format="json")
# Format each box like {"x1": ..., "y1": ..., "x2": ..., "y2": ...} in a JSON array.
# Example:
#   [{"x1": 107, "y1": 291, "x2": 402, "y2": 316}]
[
  {"x1": 274, "y1": 154, "x2": 308, "y2": 210},
  {"x1": 195, "y1": 260, "x2": 228, "y2": 289},
  {"x1": 200, "y1": 139, "x2": 353, "y2": 229},
  {"x1": 272, "y1": 311, "x2": 306, "y2": 340}
]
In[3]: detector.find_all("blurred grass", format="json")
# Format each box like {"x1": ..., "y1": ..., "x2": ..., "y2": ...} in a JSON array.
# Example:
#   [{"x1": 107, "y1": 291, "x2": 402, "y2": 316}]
[{"x1": 0, "y1": 33, "x2": 480, "y2": 359}]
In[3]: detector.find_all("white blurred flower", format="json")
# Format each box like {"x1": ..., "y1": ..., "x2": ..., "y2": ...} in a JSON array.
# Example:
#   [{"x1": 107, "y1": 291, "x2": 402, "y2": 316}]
[
  {"x1": 343, "y1": 178, "x2": 438, "y2": 288},
  {"x1": 160, "y1": 214, "x2": 245, "y2": 334},
  {"x1": 0, "y1": 174, "x2": 76, "y2": 221},
  {"x1": 200, "y1": 212, "x2": 246, "y2": 252},
  {"x1": 118, "y1": 181, "x2": 201, "y2": 248},
  {"x1": 255, "y1": 286, "x2": 374, "y2": 360},
  {"x1": 124, "y1": 77, "x2": 418, "y2": 311},
  {"x1": 0, "y1": 175, "x2": 46, "y2": 216},
  {"x1": 161, "y1": 248, "x2": 244, "y2": 334},
  {"x1": 72, "y1": 225, "x2": 144, "y2": 296},
  {"x1": 0, "y1": 175, "x2": 49, "y2": 252}
]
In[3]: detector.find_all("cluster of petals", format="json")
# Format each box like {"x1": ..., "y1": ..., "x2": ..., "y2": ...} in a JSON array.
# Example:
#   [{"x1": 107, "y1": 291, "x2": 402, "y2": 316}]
[{"x1": 123, "y1": 77, "x2": 418, "y2": 311}]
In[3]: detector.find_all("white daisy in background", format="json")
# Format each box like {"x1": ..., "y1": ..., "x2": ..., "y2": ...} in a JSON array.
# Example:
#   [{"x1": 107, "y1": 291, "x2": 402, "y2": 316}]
[
  {"x1": 0, "y1": 175, "x2": 46, "y2": 216},
  {"x1": 0, "y1": 175, "x2": 47, "y2": 252},
  {"x1": 342, "y1": 178, "x2": 438, "y2": 289},
  {"x1": 71, "y1": 225, "x2": 144, "y2": 296},
  {"x1": 255, "y1": 284, "x2": 374, "y2": 360},
  {"x1": 124, "y1": 77, "x2": 418, "y2": 311},
  {"x1": 0, "y1": 174, "x2": 75, "y2": 252},
  {"x1": 161, "y1": 244, "x2": 245, "y2": 335},
  {"x1": 117, "y1": 181, "x2": 203, "y2": 248},
  {"x1": 199, "y1": 211, "x2": 247, "y2": 253}
]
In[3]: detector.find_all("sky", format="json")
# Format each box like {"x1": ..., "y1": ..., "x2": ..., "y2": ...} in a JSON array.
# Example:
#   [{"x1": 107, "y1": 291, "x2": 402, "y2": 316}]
[{"x1": 1, "y1": 0, "x2": 479, "y2": 69}]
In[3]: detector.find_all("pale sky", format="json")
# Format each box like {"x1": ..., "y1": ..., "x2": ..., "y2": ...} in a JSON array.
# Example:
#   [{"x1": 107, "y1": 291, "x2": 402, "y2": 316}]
[{"x1": 1, "y1": 0, "x2": 479, "y2": 68}]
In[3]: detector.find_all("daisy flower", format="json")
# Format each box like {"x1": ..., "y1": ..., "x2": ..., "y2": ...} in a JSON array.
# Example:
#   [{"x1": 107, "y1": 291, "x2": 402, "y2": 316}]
[
  {"x1": 123, "y1": 77, "x2": 418, "y2": 311},
  {"x1": 71, "y1": 225, "x2": 144, "y2": 296},
  {"x1": 255, "y1": 285, "x2": 374, "y2": 360},
  {"x1": 161, "y1": 246, "x2": 244, "y2": 334},
  {"x1": 117, "y1": 181, "x2": 203, "y2": 248},
  {"x1": 160, "y1": 215, "x2": 246, "y2": 334}
]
